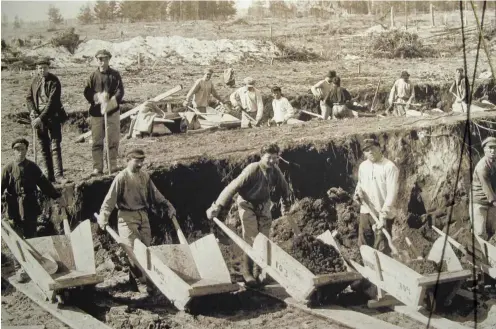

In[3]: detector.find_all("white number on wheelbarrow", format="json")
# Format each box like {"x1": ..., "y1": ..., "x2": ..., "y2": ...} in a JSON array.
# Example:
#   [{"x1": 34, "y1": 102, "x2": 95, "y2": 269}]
[{"x1": 275, "y1": 261, "x2": 289, "y2": 277}]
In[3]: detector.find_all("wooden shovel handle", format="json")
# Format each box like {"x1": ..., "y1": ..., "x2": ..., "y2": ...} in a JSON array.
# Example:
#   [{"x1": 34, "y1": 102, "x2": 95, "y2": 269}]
[
  {"x1": 361, "y1": 199, "x2": 399, "y2": 255},
  {"x1": 171, "y1": 215, "x2": 188, "y2": 245}
]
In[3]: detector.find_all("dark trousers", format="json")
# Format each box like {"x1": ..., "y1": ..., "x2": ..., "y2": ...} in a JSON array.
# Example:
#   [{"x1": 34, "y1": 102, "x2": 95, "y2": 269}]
[
  {"x1": 36, "y1": 121, "x2": 63, "y2": 182},
  {"x1": 358, "y1": 213, "x2": 393, "y2": 256},
  {"x1": 5, "y1": 195, "x2": 39, "y2": 238}
]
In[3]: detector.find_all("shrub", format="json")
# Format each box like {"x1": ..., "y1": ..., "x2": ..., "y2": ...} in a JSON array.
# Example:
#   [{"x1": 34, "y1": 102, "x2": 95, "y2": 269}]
[
  {"x1": 51, "y1": 27, "x2": 83, "y2": 54},
  {"x1": 369, "y1": 30, "x2": 436, "y2": 59},
  {"x1": 273, "y1": 39, "x2": 320, "y2": 61}
]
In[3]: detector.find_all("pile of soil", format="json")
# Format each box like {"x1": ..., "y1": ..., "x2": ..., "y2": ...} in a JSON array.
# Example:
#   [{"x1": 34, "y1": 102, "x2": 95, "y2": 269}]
[
  {"x1": 406, "y1": 259, "x2": 447, "y2": 275},
  {"x1": 289, "y1": 233, "x2": 346, "y2": 275},
  {"x1": 396, "y1": 225, "x2": 437, "y2": 259}
]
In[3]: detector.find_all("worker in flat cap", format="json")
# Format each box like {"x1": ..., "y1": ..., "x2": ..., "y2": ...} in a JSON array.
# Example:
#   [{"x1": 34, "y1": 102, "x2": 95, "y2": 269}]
[
  {"x1": 97, "y1": 148, "x2": 177, "y2": 247},
  {"x1": 387, "y1": 71, "x2": 416, "y2": 116},
  {"x1": 353, "y1": 138, "x2": 399, "y2": 255},
  {"x1": 183, "y1": 67, "x2": 225, "y2": 113},
  {"x1": 311, "y1": 70, "x2": 337, "y2": 120},
  {"x1": 470, "y1": 137, "x2": 496, "y2": 240},
  {"x1": 2, "y1": 138, "x2": 65, "y2": 283},
  {"x1": 26, "y1": 57, "x2": 68, "y2": 184},
  {"x1": 84, "y1": 49, "x2": 124, "y2": 176},
  {"x1": 230, "y1": 77, "x2": 265, "y2": 128}
]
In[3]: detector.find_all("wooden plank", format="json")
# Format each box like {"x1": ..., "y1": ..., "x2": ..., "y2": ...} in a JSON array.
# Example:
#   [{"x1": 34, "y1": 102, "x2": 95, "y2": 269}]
[
  {"x1": 432, "y1": 226, "x2": 468, "y2": 255},
  {"x1": 394, "y1": 305, "x2": 472, "y2": 329},
  {"x1": 70, "y1": 220, "x2": 97, "y2": 274},
  {"x1": 312, "y1": 271, "x2": 361, "y2": 286},
  {"x1": 150, "y1": 245, "x2": 200, "y2": 281},
  {"x1": 427, "y1": 237, "x2": 464, "y2": 271},
  {"x1": 353, "y1": 246, "x2": 424, "y2": 308},
  {"x1": 475, "y1": 235, "x2": 496, "y2": 267},
  {"x1": 76, "y1": 85, "x2": 183, "y2": 141},
  {"x1": 263, "y1": 284, "x2": 403, "y2": 329},
  {"x1": 7, "y1": 277, "x2": 113, "y2": 329},
  {"x1": 189, "y1": 234, "x2": 233, "y2": 283},
  {"x1": 188, "y1": 281, "x2": 239, "y2": 297},
  {"x1": 49, "y1": 272, "x2": 103, "y2": 290},
  {"x1": 134, "y1": 239, "x2": 191, "y2": 310},
  {"x1": 417, "y1": 270, "x2": 472, "y2": 286}
]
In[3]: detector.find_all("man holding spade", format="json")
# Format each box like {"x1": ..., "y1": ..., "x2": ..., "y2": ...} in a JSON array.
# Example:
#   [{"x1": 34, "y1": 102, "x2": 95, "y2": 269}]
[{"x1": 84, "y1": 49, "x2": 125, "y2": 176}]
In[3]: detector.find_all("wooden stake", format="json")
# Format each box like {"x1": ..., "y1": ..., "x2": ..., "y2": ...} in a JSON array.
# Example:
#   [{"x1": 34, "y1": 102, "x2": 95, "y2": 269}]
[
  {"x1": 404, "y1": 0, "x2": 408, "y2": 30},
  {"x1": 390, "y1": 7, "x2": 394, "y2": 28},
  {"x1": 358, "y1": 62, "x2": 361, "y2": 74},
  {"x1": 269, "y1": 24, "x2": 273, "y2": 40},
  {"x1": 430, "y1": 4, "x2": 435, "y2": 27}
]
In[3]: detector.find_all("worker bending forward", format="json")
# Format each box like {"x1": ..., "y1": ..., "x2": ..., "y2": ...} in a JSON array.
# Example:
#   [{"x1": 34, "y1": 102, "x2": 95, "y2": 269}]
[
  {"x1": 354, "y1": 138, "x2": 399, "y2": 255},
  {"x1": 206, "y1": 143, "x2": 291, "y2": 286}
]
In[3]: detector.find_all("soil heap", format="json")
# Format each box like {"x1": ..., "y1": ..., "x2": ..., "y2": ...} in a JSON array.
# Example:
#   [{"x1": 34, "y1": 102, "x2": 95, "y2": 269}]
[
  {"x1": 406, "y1": 259, "x2": 447, "y2": 275},
  {"x1": 289, "y1": 233, "x2": 346, "y2": 275}
]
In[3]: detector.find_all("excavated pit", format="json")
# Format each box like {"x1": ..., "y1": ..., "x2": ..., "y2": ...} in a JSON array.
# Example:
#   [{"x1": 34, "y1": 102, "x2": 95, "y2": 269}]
[{"x1": 2, "y1": 83, "x2": 495, "y2": 327}]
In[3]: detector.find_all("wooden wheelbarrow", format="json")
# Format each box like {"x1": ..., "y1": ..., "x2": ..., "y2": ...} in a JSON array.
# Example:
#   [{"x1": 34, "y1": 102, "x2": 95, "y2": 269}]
[
  {"x1": 187, "y1": 105, "x2": 241, "y2": 129},
  {"x1": 1, "y1": 219, "x2": 103, "y2": 304},
  {"x1": 95, "y1": 213, "x2": 240, "y2": 311},
  {"x1": 433, "y1": 225, "x2": 496, "y2": 279},
  {"x1": 350, "y1": 237, "x2": 471, "y2": 312},
  {"x1": 213, "y1": 217, "x2": 361, "y2": 305}
]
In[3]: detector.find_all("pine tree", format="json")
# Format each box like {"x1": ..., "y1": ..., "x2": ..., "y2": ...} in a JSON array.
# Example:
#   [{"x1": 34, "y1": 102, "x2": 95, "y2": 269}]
[
  {"x1": 13, "y1": 15, "x2": 21, "y2": 29},
  {"x1": 48, "y1": 4, "x2": 64, "y2": 25},
  {"x1": 78, "y1": 4, "x2": 94, "y2": 25}
]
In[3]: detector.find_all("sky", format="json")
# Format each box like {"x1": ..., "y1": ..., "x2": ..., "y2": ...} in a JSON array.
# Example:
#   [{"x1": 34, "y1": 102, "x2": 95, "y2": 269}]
[{"x1": 1, "y1": 0, "x2": 254, "y2": 22}]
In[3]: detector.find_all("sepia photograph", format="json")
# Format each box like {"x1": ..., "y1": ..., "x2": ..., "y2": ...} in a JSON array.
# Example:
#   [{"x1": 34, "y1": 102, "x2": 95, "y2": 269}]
[{"x1": 0, "y1": 0, "x2": 495, "y2": 328}]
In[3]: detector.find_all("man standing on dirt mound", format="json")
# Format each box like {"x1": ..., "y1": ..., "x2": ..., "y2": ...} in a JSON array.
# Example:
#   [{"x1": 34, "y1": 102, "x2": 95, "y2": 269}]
[
  {"x1": 183, "y1": 68, "x2": 224, "y2": 113},
  {"x1": 470, "y1": 137, "x2": 496, "y2": 241},
  {"x1": 311, "y1": 70, "x2": 336, "y2": 120},
  {"x1": 387, "y1": 71, "x2": 415, "y2": 116},
  {"x1": 230, "y1": 77, "x2": 264, "y2": 128},
  {"x1": 353, "y1": 138, "x2": 399, "y2": 255},
  {"x1": 26, "y1": 58, "x2": 68, "y2": 184},
  {"x1": 84, "y1": 49, "x2": 125, "y2": 176},
  {"x1": 206, "y1": 143, "x2": 292, "y2": 286},
  {"x1": 2, "y1": 138, "x2": 65, "y2": 283}
]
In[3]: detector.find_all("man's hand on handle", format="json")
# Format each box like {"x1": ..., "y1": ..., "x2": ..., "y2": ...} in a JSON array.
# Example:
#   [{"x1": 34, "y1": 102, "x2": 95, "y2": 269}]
[
  {"x1": 206, "y1": 202, "x2": 222, "y2": 220},
  {"x1": 95, "y1": 212, "x2": 108, "y2": 231}
]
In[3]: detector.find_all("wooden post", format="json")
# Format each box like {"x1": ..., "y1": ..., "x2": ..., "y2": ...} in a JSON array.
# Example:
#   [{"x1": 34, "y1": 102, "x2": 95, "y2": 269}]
[
  {"x1": 444, "y1": 13, "x2": 448, "y2": 26},
  {"x1": 138, "y1": 53, "x2": 141, "y2": 67},
  {"x1": 390, "y1": 7, "x2": 394, "y2": 28},
  {"x1": 430, "y1": 4, "x2": 435, "y2": 27},
  {"x1": 269, "y1": 24, "x2": 272, "y2": 40},
  {"x1": 464, "y1": 1, "x2": 468, "y2": 27},
  {"x1": 404, "y1": 0, "x2": 408, "y2": 30},
  {"x1": 414, "y1": 7, "x2": 418, "y2": 31},
  {"x1": 358, "y1": 62, "x2": 361, "y2": 74}
]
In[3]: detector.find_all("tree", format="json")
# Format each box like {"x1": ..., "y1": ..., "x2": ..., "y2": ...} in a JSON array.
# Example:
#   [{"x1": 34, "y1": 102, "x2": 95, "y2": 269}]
[
  {"x1": 1, "y1": 14, "x2": 8, "y2": 27},
  {"x1": 78, "y1": 3, "x2": 94, "y2": 25},
  {"x1": 48, "y1": 4, "x2": 64, "y2": 25},
  {"x1": 13, "y1": 15, "x2": 21, "y2": 29},
  {"x1": 94, "y1": 0, "x2": 114, "y2": 24}
]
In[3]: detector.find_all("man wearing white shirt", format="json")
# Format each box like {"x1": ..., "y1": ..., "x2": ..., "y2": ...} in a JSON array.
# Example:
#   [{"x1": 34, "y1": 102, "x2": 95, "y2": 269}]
[
  {"x1": 183, "y1": 68, "x2": 224, "y2": 113},
  {"x1": 387, "y1": 71, "x2": 415, "y2": 117},
  {"x1": 230, "y1": 77, "x2": 264, "y2": 128},
  {"x1": 270, "y1": 87, "x2": 303, "y2": 126},
  {"x1": 354, "y1": 138, "x2": 399, "y2": 255}
]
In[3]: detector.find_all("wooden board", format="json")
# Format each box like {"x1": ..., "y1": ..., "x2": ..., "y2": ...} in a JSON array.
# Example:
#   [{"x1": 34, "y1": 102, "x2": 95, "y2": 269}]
[
  {"x1": 49, "y1": 271, "x2": 103, "y2": 290},
  {"x1": 189, "y1": 234, "x2": 233, "y2": 284},
  {"x1": 427, "y1": 236, "x2": 464, "y2": 271},
  {"x1": 475, "y1": 235, "x2": 496, "y2": 267},
  {"x1": 188, "y1": 280, "x2": 239, "y2": 297},
  {"x1": 150, "y1": 244, "x2": 201, "y2": 281},
  {"x1": 2, "y1": 326, "x2": 46, "y2": 329},
  {"x1": 417, "y1": 270, "x2": 471, "y2": 287},
  {"x1": 134, "y1": 239, "x2": 191, "y2": 310},
  {"x1": 70, "y1": 220, "x2": 97, "y2": 274},
  {"x1": 263, "y1": 284, "x2": 403, "y2": 329},
  {"x1": 7, "y1": 277, "x2": 113, "y2": 329},
  {"x1": 353, "y1": 245, "x2": 424, "y2": 308},
  {"x1": 394, "y1": 306, "x2": 472, "y2": 329}
]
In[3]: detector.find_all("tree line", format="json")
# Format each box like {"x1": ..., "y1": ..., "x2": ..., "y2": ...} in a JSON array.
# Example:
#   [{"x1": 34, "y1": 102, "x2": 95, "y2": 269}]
[{"x1": 77, "y1": 0, "x2": 237, "y2": 25}]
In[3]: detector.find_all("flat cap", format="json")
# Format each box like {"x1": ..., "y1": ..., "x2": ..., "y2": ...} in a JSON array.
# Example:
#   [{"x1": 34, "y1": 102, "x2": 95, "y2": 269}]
[
  {"x1": 482, "y1": 136, "x2": 496, "y2": 148},
  {"x1": 244, "y1": 77, "x2": 255, "y2": 87},
  {"x1": 11, "y1": 138, "x2": 29, "y2": 149},
  {"x1": 401, "y1": 70, "x2": 410, "y2": 78},
  {"x1": 126, "y1": 148, "x2": 146, "y2": 159},
  {"x1": 362, "y1": 138, "x2": 380, "y2": 151},
  {"x1": 95, "y1": 49, "x2": 112, "y2": 58},
  {"x1": 35, "y1": 57, "x2": 50, "y2": 66},
  {"x1": 327, "y1": 70, "x2": 337, "y2": 78}
]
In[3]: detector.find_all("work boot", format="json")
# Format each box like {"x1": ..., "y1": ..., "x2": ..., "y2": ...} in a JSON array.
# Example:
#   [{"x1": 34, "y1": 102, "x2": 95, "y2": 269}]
[
  {"x1": 242, "y1": 254, "x2": 256, "y2": 287},
  {"x1": 15, "y1": 268, "x2": 30, "y2": 283}
]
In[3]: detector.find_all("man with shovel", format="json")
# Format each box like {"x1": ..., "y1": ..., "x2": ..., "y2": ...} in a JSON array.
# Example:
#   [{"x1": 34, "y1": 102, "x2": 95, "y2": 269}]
[
  {"x1": 353, "y1": 138, "x2": 399, "y2": 255},
  {"x1": 470, "y1": 137, "x2": 496, "y2": 240},
  {"x1": 206, "y1": 143, "x2": 292, "y2": 286},
  {"x1": 387, "y1": 71, "x2": 415, "y2": 117},
  {"x1": 230, "y1": 77, "x2": 264, "y2": 128},
  {"x1": 83, "y1": 49, "x2": 124, "y2": 176},
  {"x1": 183, "y1": 68, "x2": 224, "y2": 113},
  {"x1": 26, "y1": 57, "x2": 67, "y2": 184},
  {"x1": 1, "y1": 138, "x2": 65, "y2": 282}
]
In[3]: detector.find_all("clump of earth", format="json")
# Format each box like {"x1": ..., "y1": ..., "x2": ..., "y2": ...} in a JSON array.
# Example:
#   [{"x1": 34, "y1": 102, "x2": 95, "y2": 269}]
[
  {"x1": 289, "y1": 233, "x2": 346, "y2": 275},
  {"x1": 406, "y1": 259, "x2": 447, "y2": 274}
]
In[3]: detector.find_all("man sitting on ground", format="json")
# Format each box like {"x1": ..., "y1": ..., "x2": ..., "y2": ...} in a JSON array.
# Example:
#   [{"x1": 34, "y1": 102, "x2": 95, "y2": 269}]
[{"x1": 269, "y1": 86, "x2": 303, "y2": 126}]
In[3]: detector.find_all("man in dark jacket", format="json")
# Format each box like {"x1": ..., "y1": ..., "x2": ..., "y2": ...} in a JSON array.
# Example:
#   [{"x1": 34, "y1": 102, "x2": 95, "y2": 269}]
[
  {"x1": 84, "y1": 49, "x2": 125, "y2": 176},
  {"x1": 1, "y1": 138, "x2": 64, "y2": 282},
  {"x1": 26, "y1": 58, "x2": 67, "y2": 183}
]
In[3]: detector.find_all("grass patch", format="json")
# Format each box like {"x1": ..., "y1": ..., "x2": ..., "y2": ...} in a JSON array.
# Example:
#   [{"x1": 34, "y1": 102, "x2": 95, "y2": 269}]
[{"x1": 369, "y1": 30, "x2": 436, "y2": 59}]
